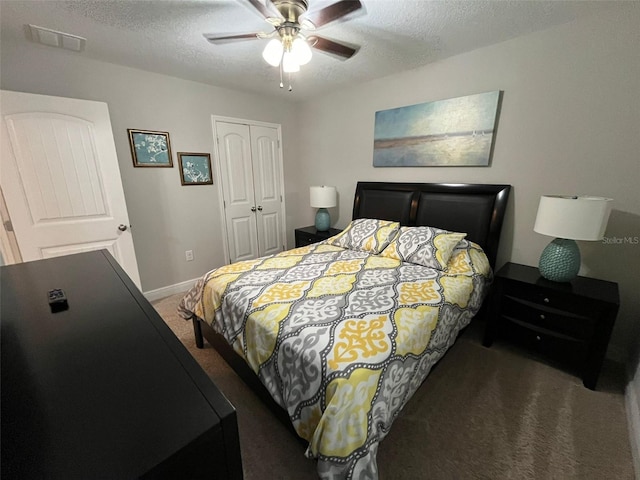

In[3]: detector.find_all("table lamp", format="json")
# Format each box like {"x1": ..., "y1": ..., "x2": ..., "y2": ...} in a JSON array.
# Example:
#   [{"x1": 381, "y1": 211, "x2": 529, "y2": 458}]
[
  {"x1": 310, "y1": 186, "x2": 337, "y2": 232},
  {"x1": 533, "y1": 195, "x2": 612, "y2": 282}
]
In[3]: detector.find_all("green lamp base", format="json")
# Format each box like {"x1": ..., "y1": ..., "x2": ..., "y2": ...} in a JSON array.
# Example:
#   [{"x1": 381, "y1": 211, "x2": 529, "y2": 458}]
[
  {"x1": 538, "y1": 238, "x2": 580, "y2": 282},
  {"x1": 315, "y1": 208, "x2": 330, "y2": 231}
]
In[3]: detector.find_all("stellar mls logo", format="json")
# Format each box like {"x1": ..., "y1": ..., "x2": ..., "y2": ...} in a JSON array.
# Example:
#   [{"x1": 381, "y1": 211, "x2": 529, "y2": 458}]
[{"x1": 602, "y1": 236, "x2": 639, "y2": 245}]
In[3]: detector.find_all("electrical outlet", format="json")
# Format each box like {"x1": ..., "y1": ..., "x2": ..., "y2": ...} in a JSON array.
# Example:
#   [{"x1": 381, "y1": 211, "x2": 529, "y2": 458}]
[{"x1": 185, "y1": 250, "x2": 194, "y2": 261}]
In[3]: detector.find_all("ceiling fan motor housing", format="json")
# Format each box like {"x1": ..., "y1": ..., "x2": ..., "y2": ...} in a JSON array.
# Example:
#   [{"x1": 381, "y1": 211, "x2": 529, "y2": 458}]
[{"x1": 273, "y1": 0, "x2": 309, "y2": 23}]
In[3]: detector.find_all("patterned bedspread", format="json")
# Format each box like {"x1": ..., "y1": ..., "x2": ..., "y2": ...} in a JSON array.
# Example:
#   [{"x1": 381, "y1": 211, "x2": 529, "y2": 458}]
[{"x1": 178, "y1": 240, "x2": 492, "y2": 479}]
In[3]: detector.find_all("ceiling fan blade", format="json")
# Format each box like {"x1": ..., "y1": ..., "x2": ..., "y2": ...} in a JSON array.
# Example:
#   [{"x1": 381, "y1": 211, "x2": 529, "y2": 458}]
[
  {"x1": 245, "y1": 0, "x2": 283, "y2": 21},
  {"x1": 303, "y1": 0, "x2": 362, "y2": 29},
  {"x1": 307, "y1": 36, "x2": 358, "y2": 59},
  {"x1": 203, "y1": 32, "x2": 263, "y2": 44}
]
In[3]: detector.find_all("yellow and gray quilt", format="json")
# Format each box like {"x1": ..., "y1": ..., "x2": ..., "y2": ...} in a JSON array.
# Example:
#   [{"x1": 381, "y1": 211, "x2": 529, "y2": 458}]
[{"x1": 178, "y1": 240, "x2": 492, "y2": 480}]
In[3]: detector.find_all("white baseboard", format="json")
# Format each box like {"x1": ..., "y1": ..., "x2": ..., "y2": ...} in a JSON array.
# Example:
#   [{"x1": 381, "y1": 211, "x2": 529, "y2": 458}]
[
  {"x1": 143, "y1": 277, "x2": 198, "y2": 302},
  {"x1": 626, "y1": 377, "x2": 640, "y2": 480}
]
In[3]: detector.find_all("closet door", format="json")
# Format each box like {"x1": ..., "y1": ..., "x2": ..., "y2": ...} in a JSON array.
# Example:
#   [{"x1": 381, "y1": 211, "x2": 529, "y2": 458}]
[
  {"x1": 216, "y1": 120, "x2": 285, "y2": 263},
  {"x1": 250, "y1": 125, "x2": 283, "y2": 258},
  {"x1": 217, "y1": 122, "x2": 259, "y2": 262}
]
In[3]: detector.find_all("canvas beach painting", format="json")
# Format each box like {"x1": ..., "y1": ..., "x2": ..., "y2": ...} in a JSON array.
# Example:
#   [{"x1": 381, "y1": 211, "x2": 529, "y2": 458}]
[{"x1": 373, "y1": 91, "x2": 502, "y2": 167}]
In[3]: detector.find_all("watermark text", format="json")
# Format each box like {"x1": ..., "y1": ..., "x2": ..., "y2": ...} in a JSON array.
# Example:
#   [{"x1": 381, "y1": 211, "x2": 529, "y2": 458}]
[{"x1": 602, "y1": 236, "x2": 639, "y2": 245}]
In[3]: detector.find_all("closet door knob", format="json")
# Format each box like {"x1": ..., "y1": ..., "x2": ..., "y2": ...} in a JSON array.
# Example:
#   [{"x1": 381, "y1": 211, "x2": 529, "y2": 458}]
[
  {"x1": 257, "y1": 206, "x2": 263, "y2": 211},
  {"x1": 118, "y1": 224, "x2": 128, "y2": 231},
  {"x1": 251, "y1": 206, "x2": 256, "y2": 212}
]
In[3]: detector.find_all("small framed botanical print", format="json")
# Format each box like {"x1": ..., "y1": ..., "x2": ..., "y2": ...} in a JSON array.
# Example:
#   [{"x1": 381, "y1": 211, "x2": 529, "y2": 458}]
[
  {"x1": 128, "y1": 129, "x2": 173, "y2": 167},
  {"x1": 177, "y1": 152, "x2": 213, "y2": 185}
]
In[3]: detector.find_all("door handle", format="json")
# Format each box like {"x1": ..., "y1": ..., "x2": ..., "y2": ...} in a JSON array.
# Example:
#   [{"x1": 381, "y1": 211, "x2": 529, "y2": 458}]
[
  {"x1": 257, "y1": 206, "x2": 263, "y2": 211},
  {"x1": 250, "y1": 206, "x2": 256, "y2": 212},
  {"x1": 118, "y1": 224, "x2": 128, "y2": 231}
]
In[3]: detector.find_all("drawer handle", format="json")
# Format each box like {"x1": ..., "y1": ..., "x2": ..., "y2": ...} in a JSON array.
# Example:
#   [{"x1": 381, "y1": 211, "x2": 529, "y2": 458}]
[
  {"x1": 543, "y1": 297, "x2": 550, "y2": 303},
  {"x1": 540, "y1": 314, "x2": 546, "y2": 320}
]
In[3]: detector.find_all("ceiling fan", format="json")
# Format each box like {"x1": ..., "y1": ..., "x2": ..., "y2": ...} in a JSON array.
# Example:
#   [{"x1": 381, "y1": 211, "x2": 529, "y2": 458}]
[{"x1": 203, "y1": 0, "x2": 363, "y2": 90}]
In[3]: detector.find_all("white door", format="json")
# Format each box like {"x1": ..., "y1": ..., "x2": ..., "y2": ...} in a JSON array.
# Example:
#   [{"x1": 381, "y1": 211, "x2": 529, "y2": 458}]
[
  {"x1": 250, "y1": 125, "x2": 284, "y2": 258},
  {"x1": 0, "y1": 90, "x2": 141, "y2": 287},
  {"x1": 216, "y1": 122, "x2": 259, "y2": 262},
  {"x1": 216, "y1": 120, "x2": 284, "y2": 263}
]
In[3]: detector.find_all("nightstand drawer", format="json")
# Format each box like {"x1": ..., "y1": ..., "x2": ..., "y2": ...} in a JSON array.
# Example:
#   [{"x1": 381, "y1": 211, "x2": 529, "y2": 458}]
[
  {"x1": 502, "y1": 294, "x2": 594, "y2": 339},
  {"x1": 502, "y1": 281, "x2": 604, "y2": 319},
  {"x1": 295, "y1": 232, "x2": 321, "y2": 247},
  {"x1": 294, "y1": 226, "x2": 341, "y2": 248},
  {"x1": 500, "y1": 316, "x2": 587, "y2": 367}
]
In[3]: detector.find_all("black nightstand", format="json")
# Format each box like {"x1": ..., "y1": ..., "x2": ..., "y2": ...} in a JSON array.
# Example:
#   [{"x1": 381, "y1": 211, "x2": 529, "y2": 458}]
[
  {"x1": 482, "y1": 262, "x2": 619, "y2": 390},
  {"x1": 294, "y1": 226, "x2": 342, "y2": 247}
]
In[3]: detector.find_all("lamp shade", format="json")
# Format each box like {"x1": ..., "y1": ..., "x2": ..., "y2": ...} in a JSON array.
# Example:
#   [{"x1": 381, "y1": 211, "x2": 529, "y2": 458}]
[
  {"x1": 310, "y1": 186, "x2": 337, "y2": 208},
  {"x1": 291, "y1": 37, "x2": 312, "y2": 65},
  {"x1": 262, "y1": 38, "x2": 283, "y2": 67},
  {"x1": 282, "y1": 51, "x2": 300, "y2": 72},
  {"x1": 534, "y1": 195, "x2": 612, "y2": 241}
]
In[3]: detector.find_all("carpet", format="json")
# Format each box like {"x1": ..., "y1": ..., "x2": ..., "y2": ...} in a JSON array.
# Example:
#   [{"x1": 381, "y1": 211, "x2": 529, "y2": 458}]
[{"x1": 152, "y1": 293, "x2": 635, "y2": 479}]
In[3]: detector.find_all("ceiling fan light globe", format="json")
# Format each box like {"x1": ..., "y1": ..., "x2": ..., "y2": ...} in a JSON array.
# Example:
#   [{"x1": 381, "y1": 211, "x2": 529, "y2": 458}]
[
  {"x1": 262, "y1": 38, "x2": 283, "y2": 66},
  {"x1": 291, "y1": 37, "x2": 312, "y2": 65},
  {"x1": 282, "y1": 51, "x2": 300, "y2": 72}
]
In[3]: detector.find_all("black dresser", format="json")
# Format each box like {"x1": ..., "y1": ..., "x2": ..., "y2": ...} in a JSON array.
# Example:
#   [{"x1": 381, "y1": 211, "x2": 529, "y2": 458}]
[
  {"x1": 1, "y1": 250, "x2": 243, "y2": 479},
  {"x1": 483, "y1": 262, "x2": 619, "y2": 390}
]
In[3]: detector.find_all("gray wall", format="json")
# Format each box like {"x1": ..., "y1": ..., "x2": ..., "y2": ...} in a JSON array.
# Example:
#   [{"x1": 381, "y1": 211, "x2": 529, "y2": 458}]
[
  {"x1": 291, "y1": 3, "x2": 640, "y2": 361},
  {"x1": 0, "y1": 44, "x2": 301, "y2": 293},
  {"x1": 0, "y1": 4, "x2": 638, "y2": 362}
]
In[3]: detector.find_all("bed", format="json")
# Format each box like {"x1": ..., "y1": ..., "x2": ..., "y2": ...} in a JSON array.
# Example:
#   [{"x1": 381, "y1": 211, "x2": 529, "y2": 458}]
[{"x1": 179, "y1": 181, "x2": 511, "y2": 479}]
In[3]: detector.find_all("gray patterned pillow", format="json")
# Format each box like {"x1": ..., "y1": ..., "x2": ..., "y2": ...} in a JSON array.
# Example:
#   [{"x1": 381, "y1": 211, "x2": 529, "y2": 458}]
[
  {"x1": 326, "y1": 218, "x2": 400, "y2": 254},
  {"x1": 380, "y1": 226, "x2": 467, "y2": 270}
]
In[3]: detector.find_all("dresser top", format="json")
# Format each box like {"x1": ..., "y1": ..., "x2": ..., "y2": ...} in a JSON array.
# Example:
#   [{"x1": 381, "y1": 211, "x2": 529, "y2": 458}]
[
  {"x1": 295, "y1": 225, "x2": 342, "y2": 237},
  {"x1": 1, "y1": 250, "x2": 234, "y2": 478},
  {"x1": 496, "y1": 262, "x2": 619, "y2": 305}
]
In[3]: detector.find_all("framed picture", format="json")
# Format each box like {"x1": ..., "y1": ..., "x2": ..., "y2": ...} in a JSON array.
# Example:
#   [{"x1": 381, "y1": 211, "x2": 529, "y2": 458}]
[
  {"x1": 373, "y1": 90, "x2": 503, "y2": 167},
  {"x1": 128, "y1": 129, "x2": 173, "y2": 167},
  {"x1": 177, "y1": 152, "x2": 213, "y2": 186}
]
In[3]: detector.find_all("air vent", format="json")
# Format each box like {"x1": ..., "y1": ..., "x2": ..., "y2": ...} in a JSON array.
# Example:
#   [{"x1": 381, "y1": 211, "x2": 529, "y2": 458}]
[{"x1": 28, "y1": 25, "x2": 86, "y2": 52}]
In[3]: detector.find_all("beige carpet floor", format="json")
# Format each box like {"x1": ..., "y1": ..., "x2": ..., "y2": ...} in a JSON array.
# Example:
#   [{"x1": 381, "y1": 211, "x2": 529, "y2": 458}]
[{"x1": 153, "y1": 293, "x2": 635, "y2": 480}]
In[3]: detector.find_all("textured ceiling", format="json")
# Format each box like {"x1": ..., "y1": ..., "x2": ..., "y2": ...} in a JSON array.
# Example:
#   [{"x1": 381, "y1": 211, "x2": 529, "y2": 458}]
[{"x1": 0, "y1": 0, "x2": 622, "y2": 101}]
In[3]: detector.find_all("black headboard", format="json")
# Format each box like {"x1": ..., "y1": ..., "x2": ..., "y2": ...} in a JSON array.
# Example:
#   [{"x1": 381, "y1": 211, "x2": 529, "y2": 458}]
[{"x1": 352, "y1": 182, "x2": 511, "y2": 268}]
